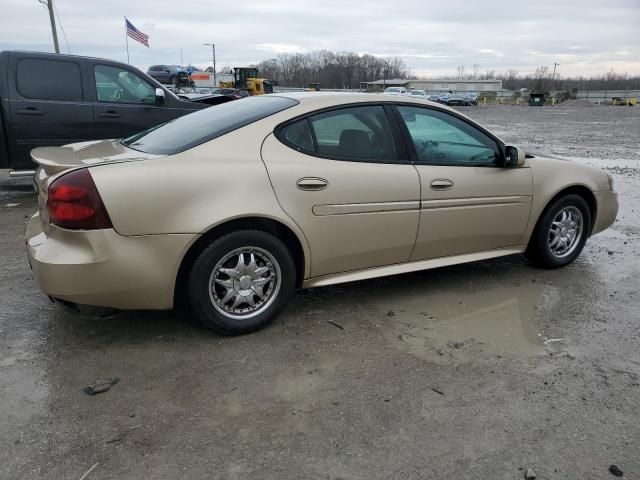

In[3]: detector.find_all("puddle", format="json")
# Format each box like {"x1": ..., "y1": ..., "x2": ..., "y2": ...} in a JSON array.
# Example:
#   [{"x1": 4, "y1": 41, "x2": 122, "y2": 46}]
[{"x1": 370, "y1": 282, "x2": 559, "y2": 364}]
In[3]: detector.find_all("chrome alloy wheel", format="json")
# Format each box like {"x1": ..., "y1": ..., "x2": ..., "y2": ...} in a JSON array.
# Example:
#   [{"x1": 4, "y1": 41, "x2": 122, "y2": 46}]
[
  {"x1": 548, "y1": 206, "x2": 584, "y2": 258},
  {"x1": 209, "y1": 247, "x2": 281, "y2": 319}
]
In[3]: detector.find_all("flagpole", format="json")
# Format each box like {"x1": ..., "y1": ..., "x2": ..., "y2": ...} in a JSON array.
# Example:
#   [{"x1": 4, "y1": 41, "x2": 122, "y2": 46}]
[{"x1": 124, "y1": 17, "x2": 130, "y2": 64}]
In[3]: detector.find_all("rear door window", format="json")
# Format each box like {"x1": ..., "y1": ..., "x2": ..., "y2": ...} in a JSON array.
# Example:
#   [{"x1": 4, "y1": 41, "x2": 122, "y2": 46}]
[
  {"x1": 16, "y1": 58, "x2": 83, "y2": 101},
  {"x1": 308, "y1": 105, "x2": 396, "y2": 162}
]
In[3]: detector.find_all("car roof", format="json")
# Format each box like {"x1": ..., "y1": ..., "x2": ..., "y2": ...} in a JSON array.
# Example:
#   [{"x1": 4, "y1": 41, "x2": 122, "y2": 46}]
[{"x1": 272, "y1": 91, "x2": 468, "y2": 115}]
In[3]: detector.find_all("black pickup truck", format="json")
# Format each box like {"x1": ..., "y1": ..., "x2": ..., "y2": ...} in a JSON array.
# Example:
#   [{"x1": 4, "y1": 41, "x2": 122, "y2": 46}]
[{"x1": 0, "y1": 51, "x2": 212, "y2": 172}]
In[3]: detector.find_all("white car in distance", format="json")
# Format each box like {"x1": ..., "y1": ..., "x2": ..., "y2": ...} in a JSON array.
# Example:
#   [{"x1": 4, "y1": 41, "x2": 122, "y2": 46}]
[{"x1": 383, "y1": 86, "x2": 407, "y2": 96}]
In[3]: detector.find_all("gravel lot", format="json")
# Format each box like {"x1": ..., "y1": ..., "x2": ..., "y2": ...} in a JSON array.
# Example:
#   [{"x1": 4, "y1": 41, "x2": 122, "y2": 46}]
[{"x1": 1, "y1": 102, "x2": 639, "y2": 479}]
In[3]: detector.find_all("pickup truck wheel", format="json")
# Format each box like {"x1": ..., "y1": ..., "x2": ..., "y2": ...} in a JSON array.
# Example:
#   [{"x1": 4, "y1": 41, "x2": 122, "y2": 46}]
[{"x1": 187, "y1": 230, "x2": 296, "y2": 335}]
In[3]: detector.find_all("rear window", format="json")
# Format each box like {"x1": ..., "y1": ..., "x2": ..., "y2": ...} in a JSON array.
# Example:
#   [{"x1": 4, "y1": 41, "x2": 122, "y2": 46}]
[
  {"x1": 16, "y1": 58, "x2": 83, "y2": 101},
  {"x1": 123, "y1": 95, "x2": 298, "y2": 155}
]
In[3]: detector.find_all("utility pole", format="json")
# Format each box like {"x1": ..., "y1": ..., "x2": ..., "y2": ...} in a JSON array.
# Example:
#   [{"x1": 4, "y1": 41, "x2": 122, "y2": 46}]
[
  {"x1": 203, "y1": 43, "x2": 216, "y2": 87},
  {"x1": 552, "y1": 62, "x2": 559, "y2": 82},
  {"x1": 39, "y1": 0, "x2": 60, "y2": 53}
]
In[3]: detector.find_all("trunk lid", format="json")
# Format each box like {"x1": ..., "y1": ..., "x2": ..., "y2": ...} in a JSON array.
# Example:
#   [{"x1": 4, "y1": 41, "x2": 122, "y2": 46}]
[{"x1": 31, "y1": 139, "x2": 164, "y2": 175}]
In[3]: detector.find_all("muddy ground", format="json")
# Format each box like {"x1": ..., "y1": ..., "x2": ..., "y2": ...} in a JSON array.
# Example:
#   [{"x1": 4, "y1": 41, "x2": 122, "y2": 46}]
[{"x1": 1, "y1": 103, "x2": 639, "y2": 479}]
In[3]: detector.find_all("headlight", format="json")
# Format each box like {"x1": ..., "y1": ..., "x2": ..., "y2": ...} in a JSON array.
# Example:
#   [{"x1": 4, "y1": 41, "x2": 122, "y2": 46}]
[{"x1": 607, "y1": 173, "x2": 615, "y2": 191}]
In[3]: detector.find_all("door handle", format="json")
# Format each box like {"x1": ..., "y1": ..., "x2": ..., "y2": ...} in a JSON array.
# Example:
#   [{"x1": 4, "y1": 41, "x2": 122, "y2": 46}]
[
  {"x1": 99, "y1": 111, "x2": 121, "y2": 118},
  {"x1": 430, "y1": 178, "x2": 454, "y2": 190},
  {"x1": 16, "y1": 107, "x2": 44, "y2": 116},
  {"x1": 297, "y1": 177, "x2": 328, "y2": 191}
]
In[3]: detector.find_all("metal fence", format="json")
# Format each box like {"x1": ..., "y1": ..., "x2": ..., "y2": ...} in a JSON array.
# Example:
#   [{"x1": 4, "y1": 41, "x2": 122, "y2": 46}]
[{"x1": 574, "y1": 90, "x2": 640, "y2": 103}]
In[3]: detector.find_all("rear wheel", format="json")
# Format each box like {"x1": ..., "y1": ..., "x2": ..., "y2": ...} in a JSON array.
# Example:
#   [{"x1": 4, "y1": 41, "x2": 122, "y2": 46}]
[
  {"x1": 187, "y1": 230, "x2": 295, "y2": 335},
  {"x1": 526, "y1": 194, "x2": 591, "y2": 268}
]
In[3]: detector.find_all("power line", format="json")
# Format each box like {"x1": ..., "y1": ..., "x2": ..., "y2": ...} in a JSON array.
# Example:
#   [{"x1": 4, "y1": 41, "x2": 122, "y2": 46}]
[{"x1": 52, "y1": 0, "x2": 70, "y2": 53}]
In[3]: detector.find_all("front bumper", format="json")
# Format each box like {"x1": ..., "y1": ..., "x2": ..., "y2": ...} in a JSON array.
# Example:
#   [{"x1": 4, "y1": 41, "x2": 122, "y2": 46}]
[
  {"x1": 25, "y1": 212, "x2": 195, "y2": 310},
  {"x1": 592, "y1": 190, "x2": 619, "y2": 236}
]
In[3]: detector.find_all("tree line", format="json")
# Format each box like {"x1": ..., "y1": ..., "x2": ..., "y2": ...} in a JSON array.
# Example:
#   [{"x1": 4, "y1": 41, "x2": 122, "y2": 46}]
[
  {"x1": 232, "y1": 50, "x2": 640, "y2": 91},
  {"x1": 251, "y1": 51, "x2": 412, "y2": 89},
  {"x1": 452, "y1": 65, "x2": 640, "y2": 91}
]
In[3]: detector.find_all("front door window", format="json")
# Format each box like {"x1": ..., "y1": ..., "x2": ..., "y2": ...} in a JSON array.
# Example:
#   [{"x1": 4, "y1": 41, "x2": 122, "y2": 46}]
[
  {"x1": 94, "y1": 65, "x2": 155, "y2": 104},
  {"x1": 397, "y1": 105, "x2": 500, "y2": 166}
]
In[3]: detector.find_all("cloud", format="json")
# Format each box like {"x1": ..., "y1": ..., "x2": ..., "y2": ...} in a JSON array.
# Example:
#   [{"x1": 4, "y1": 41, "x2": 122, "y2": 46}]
[
  {"x1": 257, "y1": 44, "x2": 306, "y2": 54},
  {"x1": 0, "y1": 0, "x2": 638, "y2": 77}
]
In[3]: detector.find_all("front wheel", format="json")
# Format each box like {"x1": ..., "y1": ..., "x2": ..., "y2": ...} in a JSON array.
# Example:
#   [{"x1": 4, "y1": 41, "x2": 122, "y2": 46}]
[
  {"x1": 526, "y1": 194, "x2": 591, "y2": 268},
  {"x1": 187, "y1": 230, "x2": 296, "y2": 335}
]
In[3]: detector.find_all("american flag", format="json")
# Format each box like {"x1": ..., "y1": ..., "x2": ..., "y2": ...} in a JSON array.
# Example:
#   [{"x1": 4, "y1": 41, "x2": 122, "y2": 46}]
[{"x1": 126, "y1": 19, "x2": 149, "y2": 47}]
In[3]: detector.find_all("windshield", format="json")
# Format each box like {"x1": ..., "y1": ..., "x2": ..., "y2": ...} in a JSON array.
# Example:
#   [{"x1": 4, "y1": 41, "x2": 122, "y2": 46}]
[
  {"x1": 123, "y1": 95, "x2": 298, "y2": 155},
  {"x1": 385, "y1": 87, "x2": 401, "y2": 93}
]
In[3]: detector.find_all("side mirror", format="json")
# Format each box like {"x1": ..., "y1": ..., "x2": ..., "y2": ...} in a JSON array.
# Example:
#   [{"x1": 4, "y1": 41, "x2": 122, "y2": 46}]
[
  {"x1": 504, "y1": 145, "x2": 525, "y2": 168},
  {"x1": 155, "y1": 88, "x2": 165, "y2": 105}
]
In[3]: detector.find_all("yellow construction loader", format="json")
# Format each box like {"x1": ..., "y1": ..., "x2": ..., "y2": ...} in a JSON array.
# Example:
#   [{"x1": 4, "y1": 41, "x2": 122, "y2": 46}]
[{"x1": 219, "y1": 67, "x2": 273, "y2": 95}]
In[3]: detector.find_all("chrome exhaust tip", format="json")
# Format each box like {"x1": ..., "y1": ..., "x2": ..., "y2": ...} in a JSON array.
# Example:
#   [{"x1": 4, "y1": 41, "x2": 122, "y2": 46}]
[{"x1": 9, "y1": 170, "x2": 36, "y2": 177}]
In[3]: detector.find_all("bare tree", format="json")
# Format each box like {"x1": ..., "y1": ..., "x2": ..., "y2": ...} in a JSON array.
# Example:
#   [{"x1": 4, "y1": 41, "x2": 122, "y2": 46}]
[
  {"x1": 532, "y1": 66, "x2": 550, "y2": 91},
  {"x1": 255, "y1": 50, "x2": 410, "y2": 88}
]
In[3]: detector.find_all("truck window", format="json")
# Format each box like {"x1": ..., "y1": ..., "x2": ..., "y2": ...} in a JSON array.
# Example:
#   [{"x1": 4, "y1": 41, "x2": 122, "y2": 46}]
[
  {"x1": 94, "y1": 65, "x2": 155, "y2": 104},
  {"x1": 16, "y1": 58, "x2": 83, "y2": 101}
]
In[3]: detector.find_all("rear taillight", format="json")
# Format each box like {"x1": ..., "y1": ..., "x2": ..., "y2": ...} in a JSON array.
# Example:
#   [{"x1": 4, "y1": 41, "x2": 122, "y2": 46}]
[{"x1": 46, "y1": 168, "x2": 113, "y2": 230}]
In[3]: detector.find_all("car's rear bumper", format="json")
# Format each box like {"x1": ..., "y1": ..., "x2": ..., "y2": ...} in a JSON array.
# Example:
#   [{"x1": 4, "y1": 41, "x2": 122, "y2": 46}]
[
  {"x1": 592, "y1": 190, "x2": 619, "y2": 236},
  {"x1": 25, "y1": 212, "x2": 195, "y2": 310}
]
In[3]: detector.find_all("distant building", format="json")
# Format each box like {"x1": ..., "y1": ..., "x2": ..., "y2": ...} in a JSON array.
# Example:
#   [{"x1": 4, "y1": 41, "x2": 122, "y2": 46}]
[{"x1": 364, "y1": 79, "x2": 503, "y2": 93}]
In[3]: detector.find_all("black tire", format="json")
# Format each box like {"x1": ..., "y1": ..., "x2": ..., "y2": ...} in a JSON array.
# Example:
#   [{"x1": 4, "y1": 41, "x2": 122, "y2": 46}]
[
  {"x1": 526, "y1": 194, "x2": 591, "y2": 269},
  {"x1": 187, "y1": 230, "x2": 296, "y2": 335}
]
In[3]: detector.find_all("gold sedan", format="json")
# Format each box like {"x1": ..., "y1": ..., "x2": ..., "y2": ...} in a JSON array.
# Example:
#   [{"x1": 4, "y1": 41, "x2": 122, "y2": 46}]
[{"x1": 26, "y1": 93, "x2": 618, "y2": 334}]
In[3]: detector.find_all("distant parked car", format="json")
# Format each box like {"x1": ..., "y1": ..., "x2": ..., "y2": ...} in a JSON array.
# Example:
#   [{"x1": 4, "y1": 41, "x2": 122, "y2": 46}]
[
  {"x1": 175, "y1": 93, "x2": 235, "y2": 106},
  {"x1": 463, "y1": 93, "x2": 479, "y2": 106},
  {"x1": 408, "y1": 89, "x2": 427, "y2": 98},
  {"x1": 147, "y1": 65, "x2": 187, "y2": 85},
  {"x1": 437, "y1": 93, "x2": 450, "y2": 103},
  {"x1": 426, "y1": 93, "x2": 440, "y2": 101},
  {"x1": 383, "y1": 86, "x2": 407, "y2": 96},
  {"x1": 444, "y1": 94, "x2": 465, "y2": 106},
  {"x1": 216, "y1": 88, "x2": 251, "y2": 99}
]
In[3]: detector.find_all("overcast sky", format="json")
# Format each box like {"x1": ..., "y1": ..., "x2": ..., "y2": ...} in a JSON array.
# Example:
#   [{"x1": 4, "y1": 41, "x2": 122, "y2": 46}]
[{"x1": 1, "y1": 0, "x2": 638, "y2": 78}]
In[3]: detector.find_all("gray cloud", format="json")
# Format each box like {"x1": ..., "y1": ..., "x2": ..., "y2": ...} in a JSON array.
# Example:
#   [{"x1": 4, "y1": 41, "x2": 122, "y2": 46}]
[{"x1": 1, "y1": 0, "x2": 638, "y2": 78}]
